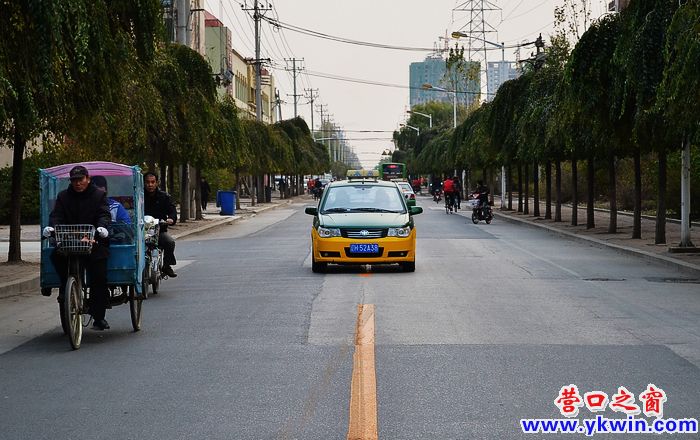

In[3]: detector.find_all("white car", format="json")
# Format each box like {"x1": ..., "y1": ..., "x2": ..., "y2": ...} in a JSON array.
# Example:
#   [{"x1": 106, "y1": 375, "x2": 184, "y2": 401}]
[{"x1": 396, "y1": 182, "x2": 417, "y2": 207}]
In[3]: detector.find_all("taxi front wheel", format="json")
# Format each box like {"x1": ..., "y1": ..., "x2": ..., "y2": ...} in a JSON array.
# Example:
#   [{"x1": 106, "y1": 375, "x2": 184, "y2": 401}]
[
  {"x1": 401, "y1": 261, "x2": 416, "y2": 272},
  {"x1": 312, "y1": 255, "x2": 327, "y2": 273}
]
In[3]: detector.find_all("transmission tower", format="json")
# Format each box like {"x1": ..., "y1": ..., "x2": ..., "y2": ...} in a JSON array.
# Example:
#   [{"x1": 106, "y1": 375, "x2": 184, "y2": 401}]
[{"x1": 452, "y1": 0, "x2": 501, "y2": 101}]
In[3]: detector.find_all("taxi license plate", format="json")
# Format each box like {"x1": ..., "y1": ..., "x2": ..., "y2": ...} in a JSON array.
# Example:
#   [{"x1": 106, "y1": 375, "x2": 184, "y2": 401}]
[{"x1": 350, "y1": 243, "x2": 379, "y2": 254}]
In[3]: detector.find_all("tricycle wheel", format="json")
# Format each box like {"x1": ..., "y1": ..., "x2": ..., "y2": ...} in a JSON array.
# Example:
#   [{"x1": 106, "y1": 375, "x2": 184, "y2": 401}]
[
  {"x1": 141, "y1": 268, "x2": 149, "y2": 300},
  {"x1": 64, "y1": 276, "x2": 82, "y2": 350},
  {"x1": 58, "y1": 301, "x2": 69, "y2": 335},
  {"x1": 129, "y1": 286, "x2": 142, "y2": 332}
]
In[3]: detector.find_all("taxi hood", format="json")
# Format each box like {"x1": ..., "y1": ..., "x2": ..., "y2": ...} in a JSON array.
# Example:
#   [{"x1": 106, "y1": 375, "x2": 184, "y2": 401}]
[{"x1": 318, "y1": 212, "x2": 409, "y2": 228}]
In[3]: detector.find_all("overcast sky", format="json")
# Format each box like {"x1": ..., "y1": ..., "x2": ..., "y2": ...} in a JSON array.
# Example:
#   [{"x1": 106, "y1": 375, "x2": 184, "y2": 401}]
[{"x1": 204, "y1": 0, "x2": 610, "y2": 168}]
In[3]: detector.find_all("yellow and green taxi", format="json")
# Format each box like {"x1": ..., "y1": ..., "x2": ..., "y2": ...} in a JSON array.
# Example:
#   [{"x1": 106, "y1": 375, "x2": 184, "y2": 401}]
[{"x1": 305, "y1": 170, "x2": 423, "y2": 273}]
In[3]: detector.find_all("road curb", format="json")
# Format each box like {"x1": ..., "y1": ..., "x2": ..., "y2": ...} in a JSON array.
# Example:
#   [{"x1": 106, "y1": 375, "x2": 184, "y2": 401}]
[
  {"x1": 493, "y1": 211, "x2": 700, "y2": 277},
  {"x1": 0, "y1": 199, "x2": 296, "y2": 299}
]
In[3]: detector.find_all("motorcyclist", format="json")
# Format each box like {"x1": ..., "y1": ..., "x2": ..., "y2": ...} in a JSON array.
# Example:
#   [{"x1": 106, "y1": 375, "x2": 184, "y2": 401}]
[
  {"x1": 44, "y1": 165, "x2": 112, "y2": 330},
  {"x1": 143, "y1": 172, "x2": 178, "y2": 278},
  {"x1": 475, "y1": 180, "x2": 489, "y2": 211}
]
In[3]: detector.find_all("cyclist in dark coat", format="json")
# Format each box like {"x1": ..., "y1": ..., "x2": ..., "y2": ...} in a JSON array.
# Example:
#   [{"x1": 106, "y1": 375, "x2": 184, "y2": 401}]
[
  {"x1": 143, "y1": 172, "x2": 178, "y2": 277},
  {"x1": 45, "y1": 165, "x2": 112, "y2": 330}
]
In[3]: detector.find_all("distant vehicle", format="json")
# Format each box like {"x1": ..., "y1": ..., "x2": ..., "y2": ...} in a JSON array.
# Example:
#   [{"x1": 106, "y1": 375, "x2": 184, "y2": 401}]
[
  {"x1": 379, "y1": 162, "x2": 406, "y2": 181},
  {"x1": 396, "y1": 181, "x2": 416, "y2": 207}
]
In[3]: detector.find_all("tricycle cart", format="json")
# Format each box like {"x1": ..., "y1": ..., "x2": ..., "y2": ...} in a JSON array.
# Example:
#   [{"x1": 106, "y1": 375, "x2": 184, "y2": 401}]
[{"x1": 40, "y1": 162, "x2": 146, "y2": 349}]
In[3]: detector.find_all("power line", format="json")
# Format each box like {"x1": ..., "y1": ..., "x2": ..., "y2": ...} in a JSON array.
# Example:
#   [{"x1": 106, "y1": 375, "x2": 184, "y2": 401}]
[{"x1": 263, "y1": 16, "x2": 449, "y2": 52}]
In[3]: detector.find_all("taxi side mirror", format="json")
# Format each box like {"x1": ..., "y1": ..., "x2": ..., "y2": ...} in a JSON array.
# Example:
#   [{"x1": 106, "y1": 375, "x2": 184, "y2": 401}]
[
  {"x1": 409, "y1": 206, "x2": 423, "y2": 215},
  {"x1": 305, "y1": 206, "x2": 318, "y2": 216}
]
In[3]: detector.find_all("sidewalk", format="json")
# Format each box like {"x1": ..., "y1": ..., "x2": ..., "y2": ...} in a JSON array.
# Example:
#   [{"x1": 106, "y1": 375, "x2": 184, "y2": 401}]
[
  {"x1": 0, "y1": 195, "x2": 298, "y2": 299},
  {"x1": 490, "y1": 197, "x2": 700, "y2": 276}
]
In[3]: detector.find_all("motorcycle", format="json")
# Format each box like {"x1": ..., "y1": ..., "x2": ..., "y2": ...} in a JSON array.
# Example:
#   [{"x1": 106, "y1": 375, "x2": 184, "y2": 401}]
[
  {"x1": 143, "y1": 215, "x2": 165, "y2": 296},
  {"x1": 469, "y1": 192, "x2": 493, "y2": 224},
  {"x1": 432, "y1": 188, "x2": 442, "y2": 203}
]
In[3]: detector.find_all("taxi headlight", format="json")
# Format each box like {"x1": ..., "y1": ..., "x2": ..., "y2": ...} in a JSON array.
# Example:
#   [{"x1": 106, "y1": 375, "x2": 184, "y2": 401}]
[
  {"x1": 388, "y1": 227, "x2": 411, "y2": 237},
  {"x1": 317, "y1": 226, "x2": 341, "y2": 238}
]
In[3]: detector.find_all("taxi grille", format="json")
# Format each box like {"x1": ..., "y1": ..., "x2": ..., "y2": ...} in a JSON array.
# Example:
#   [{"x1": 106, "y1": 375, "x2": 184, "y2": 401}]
[{"x1": 342, "y1": 228, "x2": 386, "y2": 239}]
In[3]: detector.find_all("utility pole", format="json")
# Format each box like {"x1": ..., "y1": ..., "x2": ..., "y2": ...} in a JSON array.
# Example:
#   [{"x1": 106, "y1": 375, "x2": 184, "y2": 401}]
[
  {"x1": 286, "y1": 58, "x2": 304, "y2": 118},
  {"x1": 243, "y1": 0, "x2": 271, "y2": 204},
  {"x1": 275, "y1": 89, "x2": 283, "y2": 121},
  {"x1": 304, "y1": 88, "x2": 319, "y2": 136}
]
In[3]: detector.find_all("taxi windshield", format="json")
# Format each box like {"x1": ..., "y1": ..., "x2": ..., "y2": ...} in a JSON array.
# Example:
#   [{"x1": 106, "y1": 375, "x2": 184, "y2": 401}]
[{"x1": 321, "y1": 185, "x2": 406, "y2": 214}]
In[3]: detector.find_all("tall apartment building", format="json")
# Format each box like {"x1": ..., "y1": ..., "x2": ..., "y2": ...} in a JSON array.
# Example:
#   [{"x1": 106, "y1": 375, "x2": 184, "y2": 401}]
[
  {"x1": 486, "y1": 61, "x2": 520, "y2": 102},
  {"x1": 409, "y1": 55, "x2": 480, "y2": 108}
]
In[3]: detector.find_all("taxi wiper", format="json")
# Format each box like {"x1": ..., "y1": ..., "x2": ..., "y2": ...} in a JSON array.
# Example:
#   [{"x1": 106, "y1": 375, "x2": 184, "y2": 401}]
[
  {"x1": 352, "y1": 207, "x2": 399, "y2": 213},
  {"x1": 322, "y1": 207, "x2": 349, "y2": 213}
]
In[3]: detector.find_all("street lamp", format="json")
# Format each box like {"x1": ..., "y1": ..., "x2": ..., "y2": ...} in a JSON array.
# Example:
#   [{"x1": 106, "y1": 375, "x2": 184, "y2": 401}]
[
  {"x1": 399, "y1": 123, "x2": 420, "y2": 136},
  {"x1": 406, "y1": 110, "x2": 432, "y2": 129},
  {"x1": 451, "y1": 31, "x2": 505, "y2": 62},
  {"x1": 422, "y1": 83, "x2": 456, "y2": 129},
  {"x1": 451, "y1": 31, "x2": 509, "y2": 209}
]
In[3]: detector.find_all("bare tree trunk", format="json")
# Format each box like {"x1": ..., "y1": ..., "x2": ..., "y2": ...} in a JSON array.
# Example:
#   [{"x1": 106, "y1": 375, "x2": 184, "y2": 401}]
[
  {"x1": 235, "y1": 169, "x2": 241, "y2": 210},
  {"x1": 587, "y1": 155, "x2": 595, "y2": 229},
  {"x1": 517, "y1": 163, "x2": 523, "y2": 213},
  {"x1": 195, "y1": 168, "x2": 203, "y2": 220},
  {"x1": 524, "y1": 164, "x2": 530, "y2": 215},
  {"x1": 571, "y1": 158, "x2": 578, "y2": 226},
  {"x1": 632, "y1": 149, "x2": 641, "y2": 239},
  {"x1": 655, "y1": 149, "x2": 666, "y2": 244},
  {"x1": 545, "y1": 161, "x2": 552, "y2": 220},
  {"x1": 607, "y1": 153, "x2": 617, "y2": 234},
  {"x1": 179, "y1": 163, "x2": 190, "y2": 223},
  {"x1": 555, "y1": 159, "x2": 562, "y2": 222},
  {"x1": 8, "y1": 126, "x2": 25, "y2": 263},
  {"x1": 533, "y1": 161, "x2": 540, "y2": 217},
  {"x1": 507, "y1": 165, "x2": 513, "y2": 210}
]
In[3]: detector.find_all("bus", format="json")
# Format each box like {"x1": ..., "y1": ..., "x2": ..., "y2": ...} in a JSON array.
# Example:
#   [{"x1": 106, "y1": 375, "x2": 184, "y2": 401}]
[{"x1": 379, "y1": 162, "x2": 406, "y2": 181}]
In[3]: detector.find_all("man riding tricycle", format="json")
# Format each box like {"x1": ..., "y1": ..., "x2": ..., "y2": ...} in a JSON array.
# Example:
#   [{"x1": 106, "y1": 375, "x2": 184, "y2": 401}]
[{"x1": 39, "y1": 162, "x2": 146, "y2": 350}]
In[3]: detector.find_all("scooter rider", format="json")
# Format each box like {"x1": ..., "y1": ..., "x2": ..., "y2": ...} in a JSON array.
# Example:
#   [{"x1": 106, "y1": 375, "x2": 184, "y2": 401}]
[
  {"x1": 143, "y1": 172, "x2": 178, "y2": 278},
  {"x1": 475, "y1": 180, "x2": 489, "y2": 210}
]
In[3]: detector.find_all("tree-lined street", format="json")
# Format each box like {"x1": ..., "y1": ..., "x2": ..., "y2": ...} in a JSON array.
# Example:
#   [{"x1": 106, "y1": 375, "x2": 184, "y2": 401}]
[{"x1": 2, "y1": 198, "x2": 698, "y2": 438}]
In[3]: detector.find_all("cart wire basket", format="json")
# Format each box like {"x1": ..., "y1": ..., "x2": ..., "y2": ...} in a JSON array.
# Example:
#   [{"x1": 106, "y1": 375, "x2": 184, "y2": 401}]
[{"x1": 54, "y1": 224, "x2": 95, "y2": 255}]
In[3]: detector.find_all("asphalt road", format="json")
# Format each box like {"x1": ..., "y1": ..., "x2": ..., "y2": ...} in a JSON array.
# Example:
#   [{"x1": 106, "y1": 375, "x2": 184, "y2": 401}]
[{"x1": 1, "y1": 197, "x2": 699, "y2": 439}]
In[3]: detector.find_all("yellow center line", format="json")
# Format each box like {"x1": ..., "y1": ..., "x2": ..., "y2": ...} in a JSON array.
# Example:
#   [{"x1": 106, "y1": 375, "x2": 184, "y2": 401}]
[{"x1": 347, "y1": 304, "x2": 378, "y2": 440}]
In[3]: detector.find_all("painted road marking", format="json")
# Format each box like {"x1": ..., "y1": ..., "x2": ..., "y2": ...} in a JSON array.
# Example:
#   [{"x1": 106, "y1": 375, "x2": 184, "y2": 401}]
[{"x1": 347, "y1": 304, "x2": 378, "y2": 440}]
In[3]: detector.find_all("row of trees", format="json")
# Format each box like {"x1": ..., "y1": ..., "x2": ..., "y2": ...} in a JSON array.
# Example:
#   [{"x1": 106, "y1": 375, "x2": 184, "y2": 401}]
[
  {"x1": 1, "y1": 1, "x2": 328, "y2": 262},
  {"x1": 395, "y1": 0, "x2": 698, "y2": 245}
]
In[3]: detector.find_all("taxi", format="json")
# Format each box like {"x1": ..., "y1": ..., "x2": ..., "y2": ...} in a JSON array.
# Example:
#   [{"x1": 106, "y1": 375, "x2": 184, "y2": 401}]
[{"x1": 305, "y1": 170, "x2": 423, "y2": 273}]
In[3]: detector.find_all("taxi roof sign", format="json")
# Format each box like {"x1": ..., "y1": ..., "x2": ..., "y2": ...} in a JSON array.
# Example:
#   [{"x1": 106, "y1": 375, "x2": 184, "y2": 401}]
[{"x1": 346, "y1": 169, "x2": 379, "y2": 179}]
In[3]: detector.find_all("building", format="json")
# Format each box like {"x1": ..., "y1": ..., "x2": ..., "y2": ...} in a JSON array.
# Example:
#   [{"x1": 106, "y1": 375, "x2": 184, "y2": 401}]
[
  {"x1": 486, "y1": 61, "x2": 520, "y2": 102},
  {"x1": 203, "y1": 10, "x2": 276, "y2": 124},
  {"x1": 409, "y1": 55, "x2": 480, "y2": 108},
  {"x1": 204, "y1": 11, "x2": 234, "y2": 99}
]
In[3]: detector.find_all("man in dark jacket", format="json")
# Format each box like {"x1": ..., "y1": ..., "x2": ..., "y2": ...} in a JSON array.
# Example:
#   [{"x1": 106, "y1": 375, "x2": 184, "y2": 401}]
[
  {"x1": 44, "y1": 165, "x2": 112, "y2": 330},
  {"x1": 143, "y1": 172, "x2": 178, "y2": 277}
]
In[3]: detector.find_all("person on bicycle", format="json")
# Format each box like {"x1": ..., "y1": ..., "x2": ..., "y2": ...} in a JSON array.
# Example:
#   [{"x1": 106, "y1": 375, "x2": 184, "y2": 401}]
[
  {"x1": 43, "y1": 165, "x2": 112, "y2": 330},
  {"x1": 442, "y1": 176, "x2": 457, "y2": 209},
  {"x1": 144, "y1": 172, "x2": 178, "y2": 278},
  {"x1": 452, "y1": 176, "x2": 462, "y2": 209}
]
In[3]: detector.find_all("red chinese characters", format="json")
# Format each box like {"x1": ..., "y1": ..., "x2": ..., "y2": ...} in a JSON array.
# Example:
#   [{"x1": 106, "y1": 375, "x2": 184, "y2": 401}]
[
  {"x1": 583, "y1": 391, "x2": 609, "y2": 412},
  {"x1": 555, "y1": 385, "x2": 584, "y2": 417},
  {"x1": 609, "y1": 386, "x2": 641, "y2": 415},
  {"x1": 639, "y1": 384, "x2": 667, "y2": 418}
]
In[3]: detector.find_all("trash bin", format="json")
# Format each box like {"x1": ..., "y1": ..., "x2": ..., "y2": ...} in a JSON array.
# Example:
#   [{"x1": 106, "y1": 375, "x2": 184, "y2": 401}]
[
  {"x1": 216, "y1": 190, "x2": 236, "y2": 216},
  {"x1": 265, "y1": 186, "x2": 272, "y2": 203}
]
